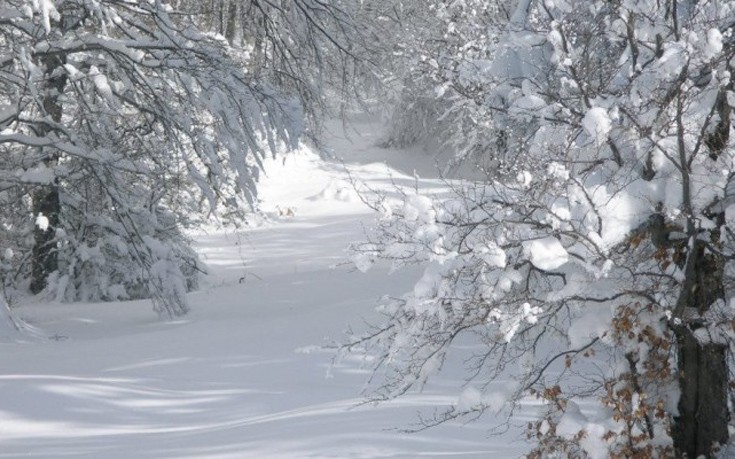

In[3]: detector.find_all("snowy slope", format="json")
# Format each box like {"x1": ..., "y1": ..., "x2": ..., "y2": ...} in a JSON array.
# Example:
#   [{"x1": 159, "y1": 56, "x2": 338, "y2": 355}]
[{"x1": 0, "y1": 119, "x2": 530, "y2": 458}]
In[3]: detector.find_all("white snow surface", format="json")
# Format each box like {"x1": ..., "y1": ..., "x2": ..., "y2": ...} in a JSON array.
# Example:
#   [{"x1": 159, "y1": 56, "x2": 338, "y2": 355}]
[
  {"x1": 0, "y1": 117, "x2": 529, "y2": 458},
  {"x1": 0, "y1": 300, "x2": 20, "y2": 340}
]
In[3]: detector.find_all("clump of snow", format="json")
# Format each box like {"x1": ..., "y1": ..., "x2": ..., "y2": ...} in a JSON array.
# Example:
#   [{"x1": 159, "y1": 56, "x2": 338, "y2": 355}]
[
  {"x1": 546, "y1": 162, "x2": 569, "y2": 182},
  {"x1": 496, "y1": 269, "x2": 523, "y2": 292},
  {"x1": 352, "y1": 251, "x2": 375, "y2": 273},
  {"x1": 556, "y1": 401, "x2": 610, "y2": 459},
  {"x1": 726, "y1": 204, "x2": 735, "y2": 228},
  {"x1": 547, "y1": 28, "x2": 565, "y2": 65},
  {"x1": 705, "y1": 28, "x2": 723, "y2": 60},
  {"x1": 516, "y1": 170, "x2": 533, "y2": 188},
  {"x1": 523, "y1": 237, "x2": 569, "y2": 271},
  {"x1": 403, "y1": 194, "x2": 436, "y2": 224},
  {"x1": 35, "y1": 213, "x2": 50, "y2": 231},
  {"x1": 550, "y1": 203, "x2": 571, "y2": 221},
  {"x1": 434, "y1": 82, "x2": 450, "y2": 98},
  {"x1": 522, "y1": 302, "x2": 543, "y2": 325},
  {"x1": 413, "y1": 263, "x2": 444, "y2": 300},
  {"x1": 63, "y1": 64, "x2": 83, "y2": 81},
  {"x1": 477, "y1": 243, "x2": 506, "y2": 269},
  {"x1": 89, "y1": 66, "x2": 115, "y2": 102},
  {"x1": 545, "y1": 202, "x2": 571, "y2": 229},
  {"x1": 582, "y1": 107, "x2": 611, "y2": 146},
  {"x1": 489, "y1": 302, "x2": 543, "y2": 342},
  {"x1": 593, "y1": 181, "x2": 652, "y2": 248},
  {"x1": 34, "y1": 0, "x2": 60, "y2": 34},
  {"x1": 307, "y1": 180, "x2": 357, "y2": 202}
]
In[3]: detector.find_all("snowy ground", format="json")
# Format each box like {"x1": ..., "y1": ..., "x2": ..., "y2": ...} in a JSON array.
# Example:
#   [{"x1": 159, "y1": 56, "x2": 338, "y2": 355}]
[{"x1": 0, "y1": 118, "x2": 532, "y2": 458}]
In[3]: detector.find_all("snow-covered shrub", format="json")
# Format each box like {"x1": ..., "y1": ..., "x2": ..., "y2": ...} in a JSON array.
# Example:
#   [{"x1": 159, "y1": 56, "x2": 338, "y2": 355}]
[{"x1": 55, "y1": 202, "x2": 200, "y2": 306}]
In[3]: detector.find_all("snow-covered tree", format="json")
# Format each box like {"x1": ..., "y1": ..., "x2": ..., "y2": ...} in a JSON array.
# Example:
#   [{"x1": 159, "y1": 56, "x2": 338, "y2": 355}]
[
  {"x1": 178, "y1": 0, "x2": 379, "y2": 132},
  {"x1": 379, "y1": 0, "x2": 514, "y2": 173},
  {"x1": 350, "y1": 0, "x2": 735, "y2": 456},
  {"x1": 0, "y1": 0, "x2": 303, "y2": 316}
]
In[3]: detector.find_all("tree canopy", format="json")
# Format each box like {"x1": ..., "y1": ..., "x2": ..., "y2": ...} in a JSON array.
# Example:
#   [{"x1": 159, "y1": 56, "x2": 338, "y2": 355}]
[
  {"x1": 349, "y1": 0, "x2": 735, "y2": 456},
  {"x1": 0, "y1": 0, "x2": 303, "y2": 316}
]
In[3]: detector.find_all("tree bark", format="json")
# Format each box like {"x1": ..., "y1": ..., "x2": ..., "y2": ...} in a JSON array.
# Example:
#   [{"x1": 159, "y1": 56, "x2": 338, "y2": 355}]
[
  {"x1": 224, "y1": 0, "x2": 238, "y2": 44},
  {"x1": 29, "y1": 186, "x2": 60, "y2": 294},
  {"x1": 674, "y1": 327, "x2": 729, "y2": 458},
  {"x1": 673, "y1": 241, "x2": 730, "y2": 457},
  {"x1": 29, "y1": 52, "x2": 66, "y2": 294}
]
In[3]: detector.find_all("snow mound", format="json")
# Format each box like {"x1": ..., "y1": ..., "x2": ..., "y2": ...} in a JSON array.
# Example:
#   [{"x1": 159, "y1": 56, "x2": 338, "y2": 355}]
[{"x1": 307, "y1": 180, "x2": 357, "y2": 202}]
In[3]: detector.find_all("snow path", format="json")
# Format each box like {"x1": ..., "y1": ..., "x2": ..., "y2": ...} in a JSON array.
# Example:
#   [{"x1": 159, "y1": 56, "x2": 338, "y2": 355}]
[{"x1": 0, "y1": 119, "x2": 531, "y2": 458}]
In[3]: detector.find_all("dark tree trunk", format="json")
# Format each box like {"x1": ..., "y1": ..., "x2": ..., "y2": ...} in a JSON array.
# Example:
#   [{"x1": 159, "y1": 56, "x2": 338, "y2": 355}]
[
  {"x1": 674, "y1": 328, "x2": 729, "y2": 458},
  {"x1": 29, "y1": 187, "x2": 60, "y2": 294},
  {"x1": 673, "y1": 241, "x2": 730, "y2": 457},
  {"x1": 225, "y1": 0, "x2": 238, "y2": 44},
  {"x1": 29, "y1": 51, "x2": 66, "y2": 293}
]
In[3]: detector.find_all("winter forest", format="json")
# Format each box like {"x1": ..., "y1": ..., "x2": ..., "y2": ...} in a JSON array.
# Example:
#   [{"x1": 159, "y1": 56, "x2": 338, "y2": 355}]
[{"x1": 1, "y1": 0, "x2": 735, "y2": 457}]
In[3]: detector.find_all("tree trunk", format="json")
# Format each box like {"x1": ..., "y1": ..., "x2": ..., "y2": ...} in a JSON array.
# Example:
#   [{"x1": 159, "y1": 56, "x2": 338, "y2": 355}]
[
  {"x1": 672, "y1": 241, "x2": 730, "y2": 457},
  {"x1": 29, "y1": 52, "x2": 66, "y2": 294},
  {"x1": 224, "y1": 0, "x2": 238, "y2": 44},
  {"x1": 29, "y1": 186, "x2": 60, "y2": 294},
  {"x1": 674, "y1": 327, "x2": 729, "y2": 458}
]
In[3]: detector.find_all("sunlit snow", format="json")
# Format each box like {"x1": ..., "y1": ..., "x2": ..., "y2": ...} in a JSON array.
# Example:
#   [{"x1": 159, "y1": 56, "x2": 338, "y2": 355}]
[{"x1": 0, "y1": 118, "x2": 529, "y2": 458}]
